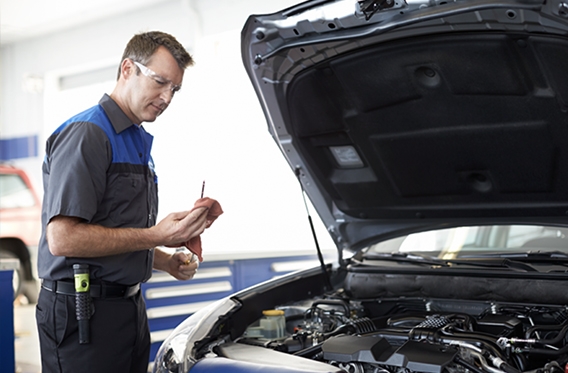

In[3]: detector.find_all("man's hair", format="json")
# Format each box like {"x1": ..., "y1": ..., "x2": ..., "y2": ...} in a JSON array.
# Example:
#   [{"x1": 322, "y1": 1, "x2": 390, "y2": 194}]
[{"x1": 117, "y1": 31, "x2": 194, "y2": 79}]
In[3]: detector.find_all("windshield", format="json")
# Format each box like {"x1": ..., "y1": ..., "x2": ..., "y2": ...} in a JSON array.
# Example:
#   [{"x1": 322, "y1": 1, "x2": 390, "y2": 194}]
[
  {"x1": 0, "y1": 173, "x2": 36, "y2": 209},
  {"x1": 367, "y1": 225, "x2": 568, "y2": 258}
]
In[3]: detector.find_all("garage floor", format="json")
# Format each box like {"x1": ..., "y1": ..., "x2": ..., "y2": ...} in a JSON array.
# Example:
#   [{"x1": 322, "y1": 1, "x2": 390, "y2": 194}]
[{"x1": 14, "y1": 302, "x2": 41, "y2": 373}]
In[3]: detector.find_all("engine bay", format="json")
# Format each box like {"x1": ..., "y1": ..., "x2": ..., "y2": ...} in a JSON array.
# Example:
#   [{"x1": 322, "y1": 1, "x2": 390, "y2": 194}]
[
  {"x1": 223, "y1": 293, "x2": 568, "y2": 373},
  {"x1": 187, "y1": 248, "x2": 568, "y2": 373}
]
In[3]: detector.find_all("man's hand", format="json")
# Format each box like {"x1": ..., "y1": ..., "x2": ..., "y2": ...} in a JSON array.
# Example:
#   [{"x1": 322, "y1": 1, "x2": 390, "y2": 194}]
[
  {"x1": 154, "y1": 248, "x2": 199, "y2": 280},
  {"x1": 47, "y1": 207, "x2": 209, "y2": 258},
  {"x1": 154, "y1": 207, "x2": 209, "y2": 248}
]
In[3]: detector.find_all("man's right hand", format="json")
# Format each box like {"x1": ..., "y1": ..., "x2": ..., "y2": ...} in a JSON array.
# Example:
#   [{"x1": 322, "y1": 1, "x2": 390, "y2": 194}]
[
  {"x1": 47, "y1": 207, "x2": 209, "y2": 258},
  {"x1": 156, "y1": 207, "x2": 209, "y2": 248}
]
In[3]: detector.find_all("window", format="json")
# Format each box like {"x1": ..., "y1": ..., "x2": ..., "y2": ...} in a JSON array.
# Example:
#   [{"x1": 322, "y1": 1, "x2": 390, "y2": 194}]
[
  {"x1": 0, "y1": 174, "x2": 36, "y2": 209},
  {"x1": 369, "y1": 225, "x2": 568, "y2": 255}
]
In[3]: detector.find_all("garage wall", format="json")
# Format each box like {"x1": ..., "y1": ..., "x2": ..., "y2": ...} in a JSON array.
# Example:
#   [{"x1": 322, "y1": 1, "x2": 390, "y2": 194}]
[{"x1": 0, "y1": 0, "x2": 336, "y2": 256}]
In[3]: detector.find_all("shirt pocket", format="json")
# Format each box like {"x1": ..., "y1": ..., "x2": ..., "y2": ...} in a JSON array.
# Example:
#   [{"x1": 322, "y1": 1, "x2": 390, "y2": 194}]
[{"x1": 102, "y1": 172, "x2": 148, "y2": 228}]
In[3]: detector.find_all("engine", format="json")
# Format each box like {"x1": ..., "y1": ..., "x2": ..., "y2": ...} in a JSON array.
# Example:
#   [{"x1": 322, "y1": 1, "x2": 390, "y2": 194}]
[{"x1": 235, "y1": 297, "x2": 568, "y2": 373}]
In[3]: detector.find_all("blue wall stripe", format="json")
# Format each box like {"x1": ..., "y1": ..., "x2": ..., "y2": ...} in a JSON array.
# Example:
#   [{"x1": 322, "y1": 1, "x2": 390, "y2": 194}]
[{"x1": 0, "y1": 135, "x2": 39, "y2": 161}]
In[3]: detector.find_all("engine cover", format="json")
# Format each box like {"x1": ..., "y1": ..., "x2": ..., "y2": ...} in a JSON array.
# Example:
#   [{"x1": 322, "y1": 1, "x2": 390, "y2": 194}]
[{"x1": 322, "y1": 335, "x2": 459, "y2": 373}]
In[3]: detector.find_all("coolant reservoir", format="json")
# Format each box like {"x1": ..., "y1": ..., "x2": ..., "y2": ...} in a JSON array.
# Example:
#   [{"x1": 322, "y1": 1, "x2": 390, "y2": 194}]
[
  {"x1": 244, "y1": 309, "x2": 286, "y2": 339},
  {"x1": 259, "y1": 309, "x2": 286, "y2": 339}
]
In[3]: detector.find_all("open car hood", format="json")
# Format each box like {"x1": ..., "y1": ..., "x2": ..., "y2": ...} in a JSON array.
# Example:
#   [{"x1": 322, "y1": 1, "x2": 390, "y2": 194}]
[{"x1": 241, "y1": 0, "x2": 568, "y2": 253}]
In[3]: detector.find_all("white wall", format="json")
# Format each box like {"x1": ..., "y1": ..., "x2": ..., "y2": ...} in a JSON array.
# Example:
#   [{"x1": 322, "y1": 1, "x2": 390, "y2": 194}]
[{"x1": 0, "y1": 0, "x2": 336, "y2": 258}]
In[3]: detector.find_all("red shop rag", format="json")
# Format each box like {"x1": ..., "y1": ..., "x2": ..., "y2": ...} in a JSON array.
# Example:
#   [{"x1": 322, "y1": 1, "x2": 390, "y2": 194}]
[{"x1": 187, "y1": 197, "x2": 223, "y2": 262}]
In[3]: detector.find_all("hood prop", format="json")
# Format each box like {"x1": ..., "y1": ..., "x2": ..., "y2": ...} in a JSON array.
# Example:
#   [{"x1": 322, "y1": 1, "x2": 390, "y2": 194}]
[{"x1": 295, "y1": 167, "x2": 333, "y2": 291}]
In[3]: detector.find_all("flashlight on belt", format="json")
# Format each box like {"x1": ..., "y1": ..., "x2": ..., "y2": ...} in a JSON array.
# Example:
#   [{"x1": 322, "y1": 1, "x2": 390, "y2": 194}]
[{"x1": 73, "y1": 264, "x2": 91, "y2": 344}]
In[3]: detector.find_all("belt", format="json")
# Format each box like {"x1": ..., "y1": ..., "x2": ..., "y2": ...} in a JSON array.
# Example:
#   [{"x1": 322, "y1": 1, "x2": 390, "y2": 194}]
[{"x1": 41, "y1": 279, "x2": 140, "y2": 298}]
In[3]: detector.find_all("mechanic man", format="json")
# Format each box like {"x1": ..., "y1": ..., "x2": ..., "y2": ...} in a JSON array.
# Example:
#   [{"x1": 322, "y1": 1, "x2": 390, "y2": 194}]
[{"x1": 36, "y1": 31, "x2": 214, "y2": 373}]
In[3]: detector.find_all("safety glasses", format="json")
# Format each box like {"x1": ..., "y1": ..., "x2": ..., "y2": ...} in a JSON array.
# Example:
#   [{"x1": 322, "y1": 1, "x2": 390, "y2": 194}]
[{"x1": 133, "y1": 61, "x2": 181, "y2": 94}]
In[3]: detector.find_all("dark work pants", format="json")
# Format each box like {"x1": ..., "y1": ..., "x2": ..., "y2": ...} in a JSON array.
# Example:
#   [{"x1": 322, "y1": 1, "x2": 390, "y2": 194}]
[{"x1": 36, "y1": 287, "x2": 150, "y2": 373}]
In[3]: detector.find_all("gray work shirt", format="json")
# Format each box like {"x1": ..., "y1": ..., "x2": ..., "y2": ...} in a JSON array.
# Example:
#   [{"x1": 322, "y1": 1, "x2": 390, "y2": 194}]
[{"x1": 38, "y1": 94, "x2": 158, "y2": 284}]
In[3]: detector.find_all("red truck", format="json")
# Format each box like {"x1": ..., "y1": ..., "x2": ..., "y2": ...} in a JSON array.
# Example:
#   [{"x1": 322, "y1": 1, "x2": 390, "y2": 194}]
[{"x1": 0, "y1": 164, "x2": 41, "y2": 302}]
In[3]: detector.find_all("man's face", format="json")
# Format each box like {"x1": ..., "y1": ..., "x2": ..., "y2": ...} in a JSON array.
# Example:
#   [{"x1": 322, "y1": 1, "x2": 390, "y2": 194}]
[{"x1": 125, "y1": 46, "x2": 184, "y2": 124}]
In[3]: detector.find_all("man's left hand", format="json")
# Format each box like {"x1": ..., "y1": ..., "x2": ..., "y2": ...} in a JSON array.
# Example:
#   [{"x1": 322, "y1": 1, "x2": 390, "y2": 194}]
[
  {"x1": 171, "y1": 250, "x2": 199, "y2": 280},
  {"x1": 154, "y1": 248, "x2": 199, "y2": 280}
]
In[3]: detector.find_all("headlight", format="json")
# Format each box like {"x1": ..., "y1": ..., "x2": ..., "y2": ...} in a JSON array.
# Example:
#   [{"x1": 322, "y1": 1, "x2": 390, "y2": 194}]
[{"x1": 153, "y1": 297, "x2": 239, "y2": 373}]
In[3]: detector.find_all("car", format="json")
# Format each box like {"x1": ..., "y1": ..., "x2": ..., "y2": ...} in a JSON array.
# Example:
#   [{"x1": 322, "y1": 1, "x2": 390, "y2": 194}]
[
  {"x1": 153, "y1": 0, "x2": 568, "y2": 372},
  {"x1": 0, "y1": 164, "x2": 41, "y2": 302}
]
